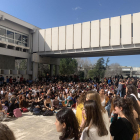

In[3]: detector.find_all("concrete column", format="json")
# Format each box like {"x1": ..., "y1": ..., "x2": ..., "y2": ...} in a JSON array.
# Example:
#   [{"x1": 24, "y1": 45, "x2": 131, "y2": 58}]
[
  {"x1": 50, "y1": 64, "x2": 54, "y2": 76},
  {"x1": 55, "y1": 65, "x2": 59, "y2": 76},
  {"x1": 33, "y1": 62, "x2": 38, "y2": 81},
  {"x1": 27, "y1": 56, "x2": 32, "y2": 72}
]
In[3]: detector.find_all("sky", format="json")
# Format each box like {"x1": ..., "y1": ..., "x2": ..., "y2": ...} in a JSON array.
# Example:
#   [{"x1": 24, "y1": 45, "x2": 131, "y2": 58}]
[{"x1": 0, "y1": 0, "x2": 140, "y2": 67}]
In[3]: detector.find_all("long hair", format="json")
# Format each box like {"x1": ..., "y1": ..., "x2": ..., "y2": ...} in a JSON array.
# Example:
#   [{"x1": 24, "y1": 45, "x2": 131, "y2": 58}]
[
  {"x1": 114, "y1": 98, "x2": 138, "y2": 133},
  {"x1": 77, "y1": 92, "x2": 86, "y2": 105},
  {"x1": 56, "y1": 107, "x2": 79, "y2": 140},
  {"x1": 0, "y1": 123, "x2": 15, "y2": 140},
  {"x1": 127, "y1": 84, "x2": 137, "y2": 97},
  {"x1": 126, "y1": 85, "x2": 140, "y2": 121},
  {"x1": 84, "y1": 100, "x2": 108, "y2": 137},
  {"x1": 86, "y1": 91, "x2": 106, "y2": 113},
  {"x1": 110, "y1": 96, "x2": 121, "y2": 114}
]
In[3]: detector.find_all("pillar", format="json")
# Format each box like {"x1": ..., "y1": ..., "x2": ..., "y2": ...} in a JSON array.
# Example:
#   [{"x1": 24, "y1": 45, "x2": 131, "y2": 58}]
[
  {"x1": 33, "y1": 62, "x2": 38, "y2": 81},
  {"x1": 50, "y1": 64, "x2": 54, "y2": 76},
  {"x1": 55, "y1": 65, "x2": 59, "y2": 76}
]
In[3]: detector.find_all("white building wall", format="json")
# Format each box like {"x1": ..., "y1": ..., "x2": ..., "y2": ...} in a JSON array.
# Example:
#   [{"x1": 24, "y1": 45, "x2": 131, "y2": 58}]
[
  {"x1": 45, "y1": 28, "x2": 52, "y2": 51},
  {"x1": 91, "y1": 20, "x2": 100, "y2": 47},
  {"x1": 100, "y1": 18, "x2": 110, "y2": 47},
  {"x1": 59, "y1": 26, "x2": 65, "y2": 50},
  {"x1": 39, "y1": 29, "x2": 45, "y2": 51},
  {"x1": 111, "y1": 16, "x2": 120, "y2": 46},
  {"x1": 82, "y1": 21, "x2": 90, "y2": 48},
  {"x1": 52, "y1": 27, "x2": 58, "y2": 51},
  {"x1": 66, "y1": 24, "x2": 73, "y2": 50},
  {"x1": 133, "y1": 12, "x2": 140, "y2": 44},
  {"x1": 74, "y1": 23, "x2": 81, "y2": 49},
  {"x1": 121, "y1": 14, "x2": 132, "y2": 45}
]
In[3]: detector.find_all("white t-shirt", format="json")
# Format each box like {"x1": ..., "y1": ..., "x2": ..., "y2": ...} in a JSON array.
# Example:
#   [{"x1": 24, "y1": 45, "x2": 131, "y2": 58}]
[
  {"x1": 80, "y1": 111, "x2": 110, "y2": 140},
  {"x1": 1, "y1": 91, "x2": 3, "y2": 95}
]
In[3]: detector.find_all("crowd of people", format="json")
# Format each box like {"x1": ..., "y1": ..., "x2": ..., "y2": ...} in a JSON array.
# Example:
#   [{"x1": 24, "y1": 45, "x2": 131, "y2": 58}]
[{"x1": 0, "y1": 74, "x2": 140, "y2": 140}]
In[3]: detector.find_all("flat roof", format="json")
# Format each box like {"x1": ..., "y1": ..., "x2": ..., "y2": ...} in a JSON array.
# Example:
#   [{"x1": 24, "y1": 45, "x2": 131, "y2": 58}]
[{"x1": 0, "y1": 10, "x2": 40, "y2": 30}]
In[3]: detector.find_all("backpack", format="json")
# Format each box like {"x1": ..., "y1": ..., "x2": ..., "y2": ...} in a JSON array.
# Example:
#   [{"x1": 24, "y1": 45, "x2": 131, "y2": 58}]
[
  {"x1": 21, "y1": 108, "x2": 29, "y2": 113},
  {"x1": 33, "y1": 108, "x2": 41, "y2": 115},
  {"x1": 43, "y1": 110, "x2": 54, "y2": 116},
  {"x1": 13, "y1": 108, "x2": 22, "y2": 118}
]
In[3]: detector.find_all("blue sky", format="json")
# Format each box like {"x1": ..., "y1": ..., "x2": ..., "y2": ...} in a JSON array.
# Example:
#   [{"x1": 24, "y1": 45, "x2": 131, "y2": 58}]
[{"x1": 0, "y1": 0, "x2": 140, "y2": 67}]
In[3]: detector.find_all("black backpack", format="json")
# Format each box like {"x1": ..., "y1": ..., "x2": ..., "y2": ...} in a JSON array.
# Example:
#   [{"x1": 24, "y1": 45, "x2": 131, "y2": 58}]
[
  {"x1": 33, "y1": 108, "x2": 41, "y2": 115},
  {"x1": 43, "y1": 110, "x2": 54, "y2": 116}
]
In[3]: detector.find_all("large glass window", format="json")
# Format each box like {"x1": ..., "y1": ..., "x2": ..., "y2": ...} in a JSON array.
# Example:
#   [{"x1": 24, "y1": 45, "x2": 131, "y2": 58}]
[
  {"x1": 22, "y1": 35, "x2": 28, "y2": 43},
  {"x1": 7, "y1": 30, "x2": 14, "y2": 39},
  {"x1": 0, "y1": 28, "x2": 6, "y2": 36},
  {"x1": 0, "y1": 26, "x2": 28, "y2": 47},
  {"x1": 15, "y1": 33, "x2": 21, "y2": 41}
]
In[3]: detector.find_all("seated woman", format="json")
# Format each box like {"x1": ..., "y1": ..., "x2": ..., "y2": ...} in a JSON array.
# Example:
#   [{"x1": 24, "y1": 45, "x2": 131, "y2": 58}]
[
  {"x1": 30, "y1": 97, "x2": 41, "y2": 111},
  {"x1": 26, "y1": 93, "x2": 33, "y2": 106},
  {"x1": 53, "y1": 95, "x2": 60, "y2": 110},
  {"x1": 64, "y1": 93, "x2": 73, "y2": 108},
  {"x1": 43, "y1": 96, "x2": 53, "y2": 111},
  {"x1": 8, "y1": 98, "x2": 17, "y2": 117},
  {"x1": 58, "y1": 93, "x2": 65, "y2": 106},
  {"x1": 0, "y1": 101, "x2": 7, "y2": 121},
  {"x1": 80, "y1": 100, "x2": 109, "y2": 140},
  {"x1": 19, "y1": 95, "x2": 28, "y2": 109},
  {"x1": 55, "y1": 107, "x2": 79, "y2": 140},
  {"x1": 0, "y1": 123, "x2": 15, "y2": 140}
]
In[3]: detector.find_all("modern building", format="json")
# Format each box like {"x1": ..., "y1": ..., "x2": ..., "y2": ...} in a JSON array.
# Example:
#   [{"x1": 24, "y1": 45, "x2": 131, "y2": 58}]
[
  {"x1": 1, "y1": 10, "x2": 140, "y2": 80},
  {"x1": 122, "y1": 66, "x2": 140, "y2": 77}
]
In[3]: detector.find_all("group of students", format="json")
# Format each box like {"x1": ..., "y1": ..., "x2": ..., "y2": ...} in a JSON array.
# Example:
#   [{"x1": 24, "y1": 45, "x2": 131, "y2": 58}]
[{"x1": 0, "y1": 76, "x2": 140, "y2": 140}]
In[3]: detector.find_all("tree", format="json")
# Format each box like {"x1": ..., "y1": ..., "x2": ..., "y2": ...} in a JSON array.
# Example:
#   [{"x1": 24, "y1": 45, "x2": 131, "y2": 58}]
[
  {"x1": 87, "y1": 58, "x2": 106, "y2": 79},
  {"x1": 76, "y1": 58, "x2": 96, "y2": 78},
  {"x1": 105, "y1": 57, "x2": 110, "y2": 69},
  {"x1": 59, "y1": 58, "x2": 78, "y2": 75},
  {"x1": 105, "y1": 63, "x2": 122, "y2": 77},
  {"x1": 15, "y1": 59, "x2": 27, "y2": 70}
]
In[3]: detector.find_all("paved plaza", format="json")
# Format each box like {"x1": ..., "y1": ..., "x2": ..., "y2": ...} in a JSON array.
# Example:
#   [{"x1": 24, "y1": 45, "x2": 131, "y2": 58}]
[{"x1": 2, "y1": 112, "x2": 60, "y2": 140}]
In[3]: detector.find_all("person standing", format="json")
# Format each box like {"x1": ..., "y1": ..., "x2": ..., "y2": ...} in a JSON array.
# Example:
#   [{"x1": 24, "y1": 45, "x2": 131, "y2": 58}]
[
  {"x1": 80, "y1": 100, "x2": 109, "y2": 140},
  {"x1": 137, "y1": 80, "x2": 140, "y2": 99},
  {"x1": 117, "y1": 79, "x2": 123, "y2": 97},
  {"x1": 110, "y1": 98, "x2": 138, "y2": 140}
]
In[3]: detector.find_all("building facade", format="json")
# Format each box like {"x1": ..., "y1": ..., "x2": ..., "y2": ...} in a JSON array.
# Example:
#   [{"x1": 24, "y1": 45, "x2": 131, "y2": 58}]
[{"x1": 1, "y1": 10, "x2": 140, "y2": 80}]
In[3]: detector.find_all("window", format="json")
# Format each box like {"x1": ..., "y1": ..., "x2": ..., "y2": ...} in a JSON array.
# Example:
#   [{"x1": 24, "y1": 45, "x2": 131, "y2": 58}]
[
  {"x1": 15, "y1": 33, "x2": 21, "y2": 41},
  {"x1": 0, "y1": 28, "x2": 6, "y2": 36},
  {"x1": 7, "y1": 30, "x2": 14, "y2": 39},
  {"x1": 0, "y1": 26, "x2": 29, "y2": 47},
  {"x1": 22, "y1": 35, "x2": 28, "y2": 43}
]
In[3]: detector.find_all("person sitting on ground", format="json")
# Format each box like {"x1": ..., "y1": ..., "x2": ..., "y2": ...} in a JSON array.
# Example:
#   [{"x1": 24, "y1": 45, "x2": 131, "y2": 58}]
[
  {"x1": 8, "y1": 98, "x2": 17, "y2": 117},
  {"x1": 0, "y1": 123, "x2": 16, "y2": 140},
  {"x1": 43, "y1": 96, "x2": 53, "y2": 111},
  {"x1": 55, "y1": 107, "x2": 80, "y2": 140},
  {"x1": 53, "y1": 95, "x2": 60, "y2": 110},
  {"x1": 65, "y1": 93, "x2": 73, "y2": 108}
]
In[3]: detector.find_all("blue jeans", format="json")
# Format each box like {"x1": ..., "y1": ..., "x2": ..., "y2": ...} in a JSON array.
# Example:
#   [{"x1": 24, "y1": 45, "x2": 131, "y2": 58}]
[{"x1": 117, "y1": 90, "x2": 122, "y2": 97}]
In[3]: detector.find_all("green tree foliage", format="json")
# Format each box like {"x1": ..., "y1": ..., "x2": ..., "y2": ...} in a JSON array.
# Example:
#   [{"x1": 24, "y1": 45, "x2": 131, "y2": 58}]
[
  {"x1": 105, "y1": 57, "x2": 110, "y2": 69},
  {"x1": 59, "y1": 58, "x2": 78, "y2": 75},
  {"x1": 78, "y1": 71, "x2": 84, "y2": 79},
  {"x1": 88, "y1": 58, "x2": 106, "y2": 79}
]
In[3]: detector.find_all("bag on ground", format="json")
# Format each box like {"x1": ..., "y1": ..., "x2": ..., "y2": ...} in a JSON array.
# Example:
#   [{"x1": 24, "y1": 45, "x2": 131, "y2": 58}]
[
  {"x1": 13, "y1": 108, "x2": 22, "y2": 118},
  {"x1": 43, "y1": 110, "x2": 54, "y2": 116}
]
